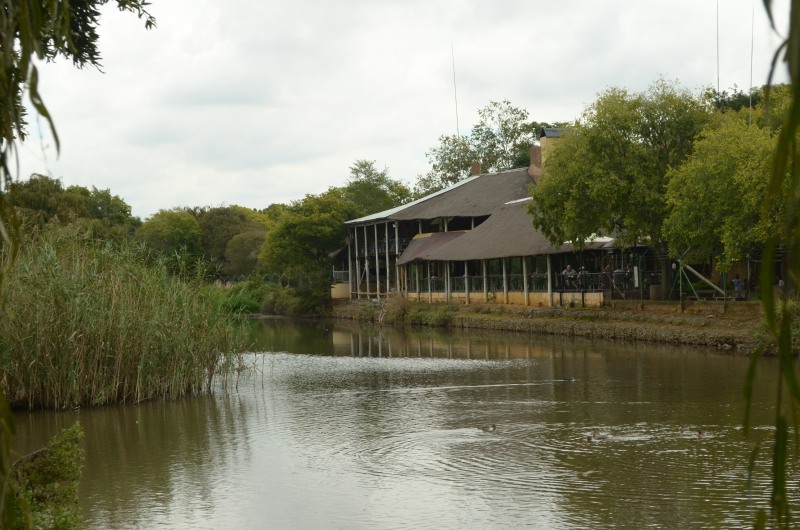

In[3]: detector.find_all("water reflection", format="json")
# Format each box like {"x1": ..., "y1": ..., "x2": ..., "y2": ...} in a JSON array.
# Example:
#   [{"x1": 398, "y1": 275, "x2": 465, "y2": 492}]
[{"x1": 14, "y1": 318, "x2": 783, "y2": 529}]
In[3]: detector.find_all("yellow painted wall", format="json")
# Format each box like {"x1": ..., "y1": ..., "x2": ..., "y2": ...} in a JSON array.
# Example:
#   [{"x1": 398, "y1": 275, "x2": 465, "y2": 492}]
[
  {"x1": 386, "y1": 290, "x2": 605, "y2": 307},
  {"x1": 331, "y1": 283, "x2": 350, "y2": 299}
]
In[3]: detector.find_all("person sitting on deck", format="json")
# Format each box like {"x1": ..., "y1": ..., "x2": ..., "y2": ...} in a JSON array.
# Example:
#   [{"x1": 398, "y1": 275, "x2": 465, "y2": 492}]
[{"x1": 562, "y1": 264, "x2": 577, "y2": 289}]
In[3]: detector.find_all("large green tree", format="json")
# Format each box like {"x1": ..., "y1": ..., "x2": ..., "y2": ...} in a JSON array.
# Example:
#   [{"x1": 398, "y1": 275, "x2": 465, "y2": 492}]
[
  {"x1": 341, "y1": 160, "x2": 412, "y2": 218},
  {"x1": 8, "y1": 174, "x2": 139, "y2": 240},
  {"x1": 195, "y1": 206, "x2": 263, "y2": 270},
  {"x1": 259, "y1": 189, "x2": 357, "y2": 277},
  {"x1": 9, "y1": 174, "x2": 89, "y2": 223},
  {"x1": 529, "y1": 80, "x2": 711, "y2": 254},
  {"x1": 663, "y1": 105, "x2": 782, "y2": 270},
  {"x1": 137, "y1": 209, "x2": 202, "y2": 258},
  {"x1": 415, "y1": 100, "x2": 562, "y2": 196}
]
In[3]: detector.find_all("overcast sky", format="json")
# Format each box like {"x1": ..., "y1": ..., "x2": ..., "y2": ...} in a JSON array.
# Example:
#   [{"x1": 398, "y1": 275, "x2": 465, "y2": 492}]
[{"x1": 17, "y1": 0, "x2": 790, "y2": 220}]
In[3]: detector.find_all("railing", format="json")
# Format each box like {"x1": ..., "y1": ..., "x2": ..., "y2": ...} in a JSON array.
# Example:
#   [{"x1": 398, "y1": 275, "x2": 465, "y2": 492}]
[
  {"x1": 407, "y1": 270, "x2": 668, "y2": 297},
  {"x1": 353, "y1": 237, "x2": 411, "y2": 257}
]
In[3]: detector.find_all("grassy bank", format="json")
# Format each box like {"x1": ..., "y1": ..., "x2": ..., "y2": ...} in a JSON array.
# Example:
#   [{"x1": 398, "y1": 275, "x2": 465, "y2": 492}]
[
  {"x1": 331, "y1": 297, "x2": 768, "y2": 354},
  {"x1": 0, "y1": 225, "x2": 246, "y2": 409}
]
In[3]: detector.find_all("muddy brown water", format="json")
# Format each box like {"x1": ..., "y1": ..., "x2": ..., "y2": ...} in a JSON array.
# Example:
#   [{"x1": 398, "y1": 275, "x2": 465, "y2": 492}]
[{"x1": 13, "y1": 318, "x2": 786, "y2": 529}]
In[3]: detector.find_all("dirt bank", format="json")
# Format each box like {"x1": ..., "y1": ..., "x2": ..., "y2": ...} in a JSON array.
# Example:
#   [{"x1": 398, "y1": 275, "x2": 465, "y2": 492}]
[{"x1": 330, "y1": 299, "x2": 765, "y2": 354}]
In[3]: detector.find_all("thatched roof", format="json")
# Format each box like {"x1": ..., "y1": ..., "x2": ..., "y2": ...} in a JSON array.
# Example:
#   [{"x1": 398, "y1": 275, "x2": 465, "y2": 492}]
[
  {"x1": 396, "y1": 199, "x2": 618, "y2": 263},
  {"x1": 396, "y1": 232, "x2": 466, "y2": 265},
  {"x1": 346, "y1": 168, "x2": 533, "y2": 225}
]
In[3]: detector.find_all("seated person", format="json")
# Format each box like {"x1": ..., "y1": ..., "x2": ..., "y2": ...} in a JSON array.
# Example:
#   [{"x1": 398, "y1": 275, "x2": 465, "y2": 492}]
[{"x1": 562, "y1": 264, "x2": 577, "y2": 289}]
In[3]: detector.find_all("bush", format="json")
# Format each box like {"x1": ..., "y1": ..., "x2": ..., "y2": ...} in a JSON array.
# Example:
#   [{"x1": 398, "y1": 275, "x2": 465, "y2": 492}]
[
  {"x1": 383, "y1": 295, "x2": 408, "y2": 323},
  {"x1": 207, "y1": 280, "x2": 266, "y2": 315},
  {"x1": 407, "y1": 304, "x2": 457, "y2": 327},
  {"x1": 10, "y1": 423, "x2": 84, "y2": 529}
]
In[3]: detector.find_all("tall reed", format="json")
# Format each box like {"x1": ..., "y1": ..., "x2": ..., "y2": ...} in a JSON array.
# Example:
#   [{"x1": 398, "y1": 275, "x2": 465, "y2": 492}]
[{"x1": 0, "y1": 225, "x2": 246, "y2": 409}]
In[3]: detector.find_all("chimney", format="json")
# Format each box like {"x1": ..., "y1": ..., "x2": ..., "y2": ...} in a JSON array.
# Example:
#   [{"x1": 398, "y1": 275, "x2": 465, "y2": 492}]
[
  {"x1": 527, "y1": 145, "x2": 542, "y2": 183},
  {"x1": 469, "y1": 161, "x2": 481, "y2": 176},
  {"x1": 539, "y1": 127, "x2": 562, "y2": 165}
]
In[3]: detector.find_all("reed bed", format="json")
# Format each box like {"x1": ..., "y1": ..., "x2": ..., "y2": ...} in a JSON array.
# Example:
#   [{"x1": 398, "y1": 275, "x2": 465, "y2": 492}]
[{"x1": 0, "y1": 225, "x2": 246, "y2": 409}]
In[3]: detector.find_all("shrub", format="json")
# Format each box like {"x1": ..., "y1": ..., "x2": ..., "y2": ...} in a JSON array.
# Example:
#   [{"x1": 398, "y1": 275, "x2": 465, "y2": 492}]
[{"x1": 10, "y1": 423, "x2": 84, "y2": 529}]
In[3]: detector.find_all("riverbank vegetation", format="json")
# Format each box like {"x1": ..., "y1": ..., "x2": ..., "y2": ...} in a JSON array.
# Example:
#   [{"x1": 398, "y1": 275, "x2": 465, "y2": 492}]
[
  {"x1": 7, "y1": 423, "x2": 83, "y2": 529},
  {"x1": 0, "y1": 224, "x2": 246, "y2": 410}
]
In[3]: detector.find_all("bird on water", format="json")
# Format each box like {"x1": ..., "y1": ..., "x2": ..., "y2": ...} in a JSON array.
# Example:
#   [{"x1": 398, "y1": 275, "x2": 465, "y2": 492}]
[{"x1": 480, "y1": 424, "x2": 496, "y2": 433}]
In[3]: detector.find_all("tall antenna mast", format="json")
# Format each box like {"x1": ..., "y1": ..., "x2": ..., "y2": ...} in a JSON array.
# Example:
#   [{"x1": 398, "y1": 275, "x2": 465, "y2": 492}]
[
  {"x1": 716, "y1": 0, "x2": 720, "y2": 94},
  {"x1": 451, "y1": 41, "x2": 461, "y2": 137},
  {"x1": 749, "y1": 1, "x2": 755, "y2": 125}
]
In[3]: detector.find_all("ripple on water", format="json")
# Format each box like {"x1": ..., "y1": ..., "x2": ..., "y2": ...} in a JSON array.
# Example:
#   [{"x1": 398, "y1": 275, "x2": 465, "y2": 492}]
[{"x1": 209, "y1": 352, "x2": 780, "y2": 529}]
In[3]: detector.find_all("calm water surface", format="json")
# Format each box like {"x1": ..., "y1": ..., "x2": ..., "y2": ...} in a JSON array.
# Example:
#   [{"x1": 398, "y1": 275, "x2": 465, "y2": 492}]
[{"x1": 14, "y1": 318, "x2": 787, "y2": 529}]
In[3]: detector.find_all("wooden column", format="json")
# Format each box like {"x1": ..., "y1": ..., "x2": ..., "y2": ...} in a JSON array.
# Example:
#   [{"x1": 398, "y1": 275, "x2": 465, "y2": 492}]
[
  {"x1": 502, "y1": 257, "x2": 509, "y2": 304},
  {"x1": 385, "y1": 222, "x2": 390, "y2": 295},
  {"x1": 482, "y1": 260, "x2": 488, "y2": 302},
  {"x1": 546, "y1": 254, "x2": 553, "y2": 308},
  {"x1": 374, "y1": 224, "x2": 380, "y2": 300},
  {"x1": 523, "y1": 256, "x2": 529, "y2": 306},
  {"x1": 347, "y1": 228, "x2": 353, "y2": 298},
  {"x1": 354, "y1": 226, "x2": 361, "y2": 299}
]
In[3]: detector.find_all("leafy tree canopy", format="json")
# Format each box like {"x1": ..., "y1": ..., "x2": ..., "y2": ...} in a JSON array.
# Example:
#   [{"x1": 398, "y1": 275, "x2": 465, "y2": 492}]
[
  {"x1": 705, "y1": 85, "x2": 763, "y2": 113},
  {"x1": 663, "y1": 105, "x2": 782, "y2": 270},
  {"x1": 341, "y1": 160, "x2": 412, "y2": 218},
  {"x1": 529, "y1": 79, "x2": 711, "y2": 250},
  {"x1": 9, "y1": 174, "x2": 137, "y2": 234},
  {"x1": 259, "y1": 189, "x2": 356, "y2": 276},
  {"x1": 415, "y1": 100, "x2": 566, "y2": 196},
  {"x1": 195, "y1": 206, "x2": 263, "y2": 268},
  {"x1": 224, "y1": 230, "x2": 267, "y2": 276},
  {"x1": 137, "y1": 209, "x2": 203, "y2": 258}
]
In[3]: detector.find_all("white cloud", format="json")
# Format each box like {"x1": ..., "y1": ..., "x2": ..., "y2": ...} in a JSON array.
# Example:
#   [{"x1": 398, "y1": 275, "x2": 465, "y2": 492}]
[{"x1": 16, "y1": 0, "x2": 791, "y2": 219}]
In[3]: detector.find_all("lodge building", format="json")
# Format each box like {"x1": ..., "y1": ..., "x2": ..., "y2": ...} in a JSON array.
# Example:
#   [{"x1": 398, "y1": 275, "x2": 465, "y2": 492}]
[{"x1": 336, "y1": 130, "x2": 658, "y2": 307}]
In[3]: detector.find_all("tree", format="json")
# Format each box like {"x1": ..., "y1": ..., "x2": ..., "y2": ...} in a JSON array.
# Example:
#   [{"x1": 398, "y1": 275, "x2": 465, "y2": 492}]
[
  {"x1": 414, "y1": 135, "x2": 474, "y2": 196},
  {"x1": 340, "y1": 160, "x2": 412, "y2": 218},
  {"x1": 224, "y1": 229, "x2": 266, "y2": 276},
  {"x1": 663, "y1": 106, "x2": 782, "y2": 270},
  {"x1": 137, "y1": 209, "x2": 203, "y2": 258},
  {"x1": 415, "y1": 100, "x2": 565, "y2": 196},
  {"x1": 260, "y1": 189, "x2": 356, "y2": 276},
  {"x1": 195, "y1": 206, "x2": 263, "y2": 269},
  {"x1": 705, "y1": 85, "x2": 763, "y2": 113},
  {"x1": 529, "y1": 79, "x2": 711, "y2": 254},
  {"x1": 470, "y1": 100, "x2": 536, "y2": 171}
]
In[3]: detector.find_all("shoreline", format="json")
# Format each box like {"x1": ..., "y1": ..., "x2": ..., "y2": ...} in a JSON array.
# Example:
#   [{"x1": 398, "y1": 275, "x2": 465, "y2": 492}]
[{"x1": 329, "y1": 299, "x2": 765, "y2": 355}]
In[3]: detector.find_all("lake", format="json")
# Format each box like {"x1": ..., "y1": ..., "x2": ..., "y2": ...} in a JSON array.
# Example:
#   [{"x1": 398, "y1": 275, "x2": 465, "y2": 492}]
[{"x1": 13, "y1": 317, "x2": 785, "y2": 529}]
